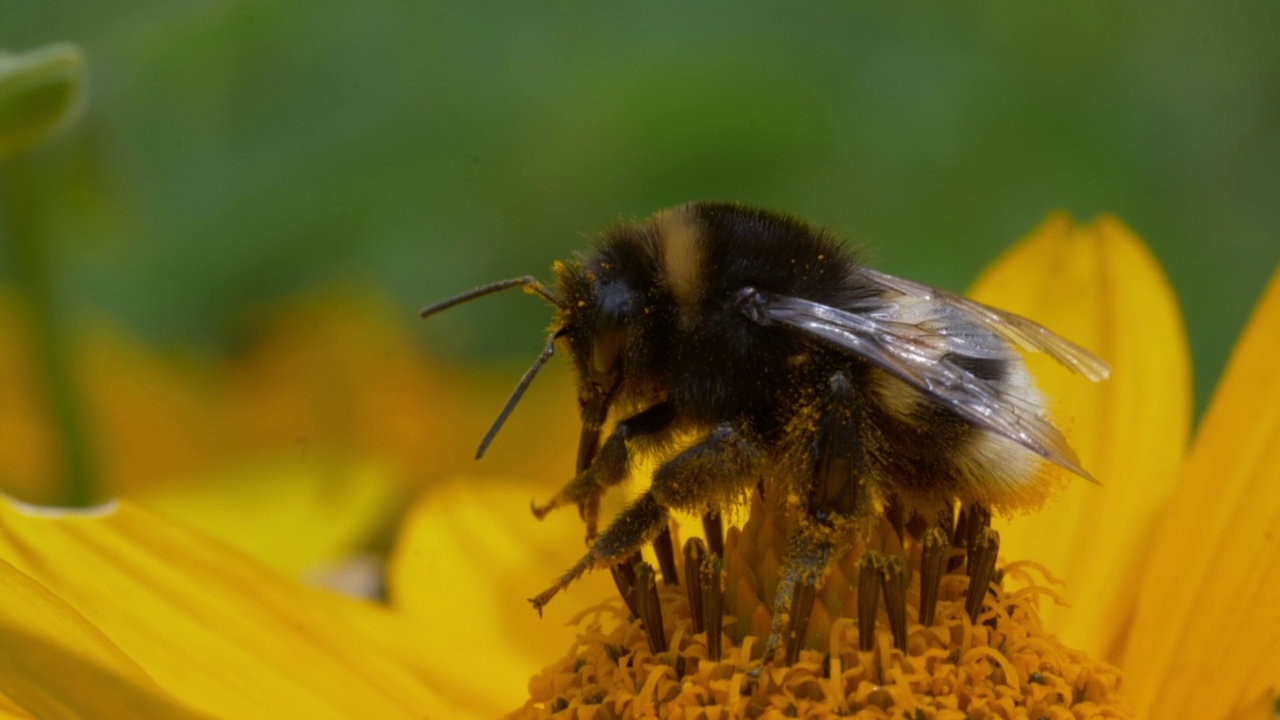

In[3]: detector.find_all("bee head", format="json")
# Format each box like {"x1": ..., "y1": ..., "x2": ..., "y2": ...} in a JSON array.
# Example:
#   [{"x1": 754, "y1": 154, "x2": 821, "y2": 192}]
[{"x1": 552, "y1": 259, "x2": 638, "y2": 401}]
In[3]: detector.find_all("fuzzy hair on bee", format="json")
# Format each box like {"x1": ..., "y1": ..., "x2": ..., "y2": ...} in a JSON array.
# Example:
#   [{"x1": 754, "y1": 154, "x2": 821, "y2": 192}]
[{"x1": 421, "y1": 201, "x2": 1109, "y2": 653}]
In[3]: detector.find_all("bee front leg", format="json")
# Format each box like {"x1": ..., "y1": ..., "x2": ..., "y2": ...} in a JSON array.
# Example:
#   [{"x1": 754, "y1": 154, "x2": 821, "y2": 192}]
[
  {"x1": 531, "y1": 420, "x2": 763, "y2": 614},
  {"x1": 531, "y1": 402, "x2": 675, "y2": 541},
  {"x1": 529, "y1": 491, "x2": 668, "y2": 614}
]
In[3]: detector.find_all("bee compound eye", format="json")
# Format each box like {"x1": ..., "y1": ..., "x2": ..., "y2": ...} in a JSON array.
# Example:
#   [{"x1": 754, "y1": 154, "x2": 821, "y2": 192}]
[{"x1": 590, "y1": 291, "x2": 629, "y2": 388}]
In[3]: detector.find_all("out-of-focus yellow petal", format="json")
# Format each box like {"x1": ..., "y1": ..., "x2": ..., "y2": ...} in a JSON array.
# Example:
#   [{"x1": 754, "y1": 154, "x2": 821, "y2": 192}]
[
  {"x1": 78, "y1": 326, "x2": 221, "y2": 497},
  {"x1": 0, "y1": 694, "x2": 35, "y2": 719},
  {"x1": 969, "y1": 213, "x2": 1192, "y2": 658},
  {"x1": 134, "y1": 455, "x2": 403, "y2": 577},
  {"x1": 1123, "y1": 265, "x2": 1280, "y2": 718},
  {"x1": 223, "y1": 290, "x2": 581, "y2": 491},
  {"x1": 0, "y1": 692, "x2": 34, "y2": 720},
  {"x1": 0, "y1": 497, "x2": 454, "y2": 719},
  {"x1": 388, "y1": 480, "x2": 619, "y2": 716},
  {"x1": 0, "y1": 553, "x2": 207, "y2": 718}
]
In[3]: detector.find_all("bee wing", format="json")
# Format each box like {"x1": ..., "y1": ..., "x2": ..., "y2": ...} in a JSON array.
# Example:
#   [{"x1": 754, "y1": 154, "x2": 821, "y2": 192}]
[
  {"x1": 862, "y1": 269, "x2": 1111, "y2": 381},
  {"x1": 745, "y1": 290, "x2": 1096, "y2": 481}
]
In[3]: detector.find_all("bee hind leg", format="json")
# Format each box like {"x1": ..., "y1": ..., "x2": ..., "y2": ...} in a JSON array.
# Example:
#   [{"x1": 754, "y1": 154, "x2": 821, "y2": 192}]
[{"x1": 764, "y1": 371, "x2": 877, "y2": 664}]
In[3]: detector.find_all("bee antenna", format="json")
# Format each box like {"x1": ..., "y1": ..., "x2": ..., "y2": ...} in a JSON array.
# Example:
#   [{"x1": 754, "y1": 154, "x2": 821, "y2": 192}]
[
  {"x1": 475, "y1": 330, "x2": 564, "y2": 459},
  {"x1": 420, "y1": 276, "x2": 561, "y2": 318}
]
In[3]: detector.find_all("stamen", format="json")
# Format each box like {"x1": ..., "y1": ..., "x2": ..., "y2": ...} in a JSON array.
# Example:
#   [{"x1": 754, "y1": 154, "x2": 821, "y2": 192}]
[
  {"x1": 701, "y1": 553, "x2": 724, "y2": 662},
  {"x1": 784, "y1": 578, "x2": 817, "y2": 665},
  {"x1": 918, "y1": 527, "x2": 948, "y2": 627},
  {"x1": 651, "y1": 525, "x2": 679, "y2": 586},
  {"x1": 701, "y1": 510, "x2": 724, "y2": 558},
  {"x1": 880, "y1": 554, "x2": 909, "y2": 650},
  {"x1": 965, "y1": 528, "x2": 1000, "y2": 623},
  {"x1": 936, "y1": 504, "x2": 957, "y2": 540},
  {"x1": 683, "y1": 538, "x2": 707, "y2": 634},
  {"x1": 856, "y1": 551, "x2": 883, "y2": 652},
  {"x1": 609, "y1": 553, "x2": 642, "y2": 619},
  {"x1": 633, "y1": 562, "x2": 667, "y2": 654},
  {"x1": 964, "y1": 504, "x2": 992, "y2": 575},
  {"x1": 947, "y1": 505, "x2": 968, "y2": 573}
]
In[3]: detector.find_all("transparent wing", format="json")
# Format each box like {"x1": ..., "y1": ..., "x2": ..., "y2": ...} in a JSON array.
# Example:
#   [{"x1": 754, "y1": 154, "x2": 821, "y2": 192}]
[
  {"x1": 863, "y1": 269, "x2": 1111, "y2": 382},
  {"x1": 741, "y1": 289, "x2": 1096, "y2": 480}
]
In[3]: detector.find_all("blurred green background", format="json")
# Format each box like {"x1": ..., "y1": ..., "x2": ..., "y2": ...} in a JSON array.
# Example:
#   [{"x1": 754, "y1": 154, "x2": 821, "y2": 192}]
[{"x1": 4, "y1": 2, "x2": 1279, "y2": 428}]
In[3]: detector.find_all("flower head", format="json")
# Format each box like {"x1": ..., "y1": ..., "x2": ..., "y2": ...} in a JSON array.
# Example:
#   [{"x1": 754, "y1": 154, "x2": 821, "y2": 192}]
[{"x1": 511, "y1": 489, "x2": 1132, "y2": 718}]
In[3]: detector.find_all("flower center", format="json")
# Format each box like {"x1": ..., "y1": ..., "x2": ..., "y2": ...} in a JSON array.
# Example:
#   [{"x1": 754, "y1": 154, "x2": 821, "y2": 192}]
[{"x1": 514, "y1": 489, "x2": 1133, "y2": 718}]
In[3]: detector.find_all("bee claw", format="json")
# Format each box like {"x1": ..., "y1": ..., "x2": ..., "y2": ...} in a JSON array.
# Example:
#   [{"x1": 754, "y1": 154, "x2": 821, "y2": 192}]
[
  {"x1": 530, "y1": 496, "x2": 559, "y2": 520},
  {"x1": 529, "y1": 583, "x2": 563, "y2": 616}
]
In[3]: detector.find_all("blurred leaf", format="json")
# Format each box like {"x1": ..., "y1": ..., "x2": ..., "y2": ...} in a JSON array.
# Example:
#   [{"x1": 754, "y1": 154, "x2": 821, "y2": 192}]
[{"x1": 0, "y1": 43, "x2": 84, "y2": 162}]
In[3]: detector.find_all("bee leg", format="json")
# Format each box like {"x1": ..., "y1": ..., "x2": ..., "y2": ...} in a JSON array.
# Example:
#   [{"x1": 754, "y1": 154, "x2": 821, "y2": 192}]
[
  {"x1": 764, "y1": 371, "x2": 872, "y2": 664},
  {"x1": 531, "y1": 402, "x2": 675, "y2": 540},
  {"x1": 645, "y1": 423, "x2": 762, "y2": 584},
  {"x1": 532, "y1": 422, "x2": 764, "y2": 614},
  {"x1": 648, "y1": 422, "x2": 764, "y2": 513},
  {"x1": 763, "y1": 535, "x2": 830, "y2": 666},
  {"x1": 529, "y1": 491, "x2": 668, "y2": 614}
]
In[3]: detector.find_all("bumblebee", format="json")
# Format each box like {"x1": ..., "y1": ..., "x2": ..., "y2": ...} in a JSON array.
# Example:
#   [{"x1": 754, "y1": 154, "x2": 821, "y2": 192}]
[{"x1": 422, "y1": 202, "x2": 1108, "y2": 658}]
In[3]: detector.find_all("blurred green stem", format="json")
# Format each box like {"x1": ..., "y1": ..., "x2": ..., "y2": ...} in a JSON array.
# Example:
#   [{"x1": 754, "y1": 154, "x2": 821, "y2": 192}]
[{"x1": 0, "y1": 156, "x2": 95, "y2": 506}]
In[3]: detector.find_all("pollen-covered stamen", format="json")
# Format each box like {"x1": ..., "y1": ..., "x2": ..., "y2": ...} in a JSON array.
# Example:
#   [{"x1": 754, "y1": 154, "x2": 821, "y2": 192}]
[
  {"x1": 652, "y1": 525, "x2": 679, "y2": 586},
  {"x1": 857, "y1": 551, "x2": 883, "y2": 652},
  {"x1": 965, "y1": 528, "x2": 1001, "y2": 623},
  {"x1": 520, "y1": 487, "x2": 1134, "y2": 718},
  {"x1": 701, "y1": 510, "x2": 724, "y2": 558},
  {"x1": 701, "y1": 553, "x2": 724, "y2": 662},
  {"x1": 682, "y1": 538, "x2": 707, "y2": 634},
  {"x1": 609, "y1": 553, "x2": 642, "y2": 619},
  {"x1": 936, "y1": 505, "x2": 957, "y2": 540},
  {"x1": 964, "y1": 503, "x2": 993, "y2": 574},
  {"x1": 880, "y1": 554, "x2": 909, "y2": 650},
  {"x1": 633, "y1": 562, "x2": 667, "y2": 653},
  {"x1": 918, "y1": 527, "x2": 948, "y2": 627},
  {"x1": 784, "y1": 578, "x2": 817, "y2": 665}
]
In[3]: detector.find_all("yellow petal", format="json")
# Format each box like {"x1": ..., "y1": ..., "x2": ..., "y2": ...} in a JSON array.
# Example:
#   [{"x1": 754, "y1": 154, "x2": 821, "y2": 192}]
[
  {"x1": 969, "y1": 213, "x2": 1192, "y2": 658},
  {"x1": 222, "y1": 290, "x2": 582, "y2": 494},
  {"x1": 77, "y1": 325, "x2": 221, "y2": 497},
  {"x1": 0, "y1": 497, "x2": 455, "y2": 719},
  {"x1": 1123, "y1": 264, "x2": 1280, "y2": 717},
  {"x1": 0, "y1": 693, "x2": 35, "y2": 719},
  {"x1": 0, "y1": 555, "x2": 209, "y2": 718},
  {"x1": 134, "y1": 455, "x2": 404, "y2": 577},
  {"x1": 388, "y1": 480, "x2": 619, "y2": 716}
]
